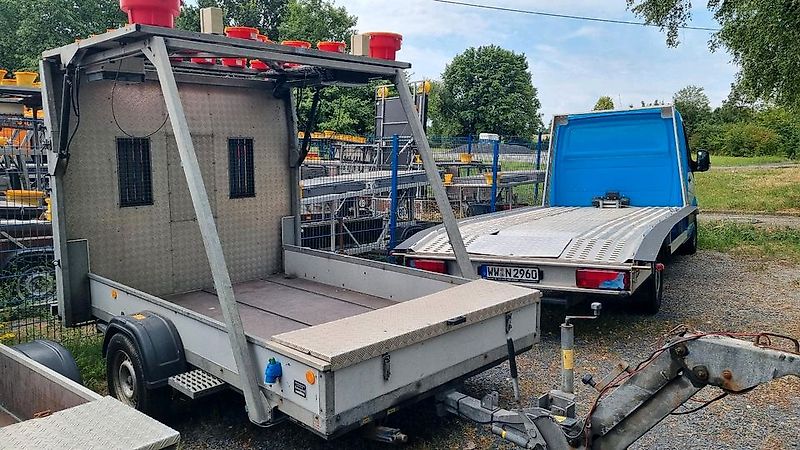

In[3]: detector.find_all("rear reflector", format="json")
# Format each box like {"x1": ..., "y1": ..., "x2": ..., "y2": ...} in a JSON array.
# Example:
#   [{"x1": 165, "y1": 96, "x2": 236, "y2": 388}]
[
  {"x1": 576, "y1": 269, "x2": 630, "y2": 290},
  {"x1": 411, "y1": 259, "x2": 447, "y2": 274}
]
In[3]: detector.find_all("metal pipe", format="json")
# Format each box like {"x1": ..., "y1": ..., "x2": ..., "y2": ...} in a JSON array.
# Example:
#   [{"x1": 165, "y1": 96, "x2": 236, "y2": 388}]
[
  {"x1": 142, "y1": 36, "x2": 270, "y2": 425},
  {"x1": 534, "y1": 131, "x2": 542, "y2": 202},
  {"x1": 561, "y1": 323, "x2": 575, "y2": 394},
  {"x1": 491, "y1": 140, "x2": 499, "y2": 213},
  {"x1": 392, "y1": 69, "x2": 474, "y2": 278},
  {"x1": 388, "y1": 135, "x2": 399, "y2": 254}
]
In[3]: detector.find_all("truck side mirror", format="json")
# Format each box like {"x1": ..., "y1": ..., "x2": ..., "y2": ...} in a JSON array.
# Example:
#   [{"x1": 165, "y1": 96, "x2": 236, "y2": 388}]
[{"x1": 695, "y1": 150, "x2": 710, "y2": 172}]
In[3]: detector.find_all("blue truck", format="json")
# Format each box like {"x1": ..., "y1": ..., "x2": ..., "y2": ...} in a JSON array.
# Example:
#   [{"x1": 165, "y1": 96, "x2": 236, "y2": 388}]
[{"x1": 395, "y1": 106, "x2": 710, "y2": 313}]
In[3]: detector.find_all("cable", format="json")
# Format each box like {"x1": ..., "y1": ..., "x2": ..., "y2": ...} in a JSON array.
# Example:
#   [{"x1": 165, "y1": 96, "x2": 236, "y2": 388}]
[
  {"x1": 433, "y1": 0, "x2": 721, "y2": 32},
  {"x1": 64, "y1": 69, "x2": 82, "y2": 159},
  {"x1": 111, "y1": 60, "x2": 169, "y2": 139}
]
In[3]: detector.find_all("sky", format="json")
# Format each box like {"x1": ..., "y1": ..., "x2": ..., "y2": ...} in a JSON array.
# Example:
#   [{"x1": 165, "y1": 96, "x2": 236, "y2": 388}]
[
  {"x1": 346, "y1": 0, "x2": 736, "y2": 120},
  {"x1": 188, "y1": 0, "x2": 737, "y2": 121}
]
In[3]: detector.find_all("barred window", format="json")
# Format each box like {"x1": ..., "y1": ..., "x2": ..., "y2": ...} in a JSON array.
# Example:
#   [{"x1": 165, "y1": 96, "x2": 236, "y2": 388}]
[
  {"x1": 228, "y1": 138, "x2": 255, "y2": 198},
  {"x1": 117, "y1": 137, "x2": 153, "y2": 207}
]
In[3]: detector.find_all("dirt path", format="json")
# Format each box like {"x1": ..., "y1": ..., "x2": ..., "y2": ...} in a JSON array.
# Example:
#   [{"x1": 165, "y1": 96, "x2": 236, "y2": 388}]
[{"x1": 701, "y1": 211, "x2": 800, "y2": 228}]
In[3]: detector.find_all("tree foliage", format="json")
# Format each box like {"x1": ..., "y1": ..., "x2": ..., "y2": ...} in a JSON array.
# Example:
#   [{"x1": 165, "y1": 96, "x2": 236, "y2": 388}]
[
  {"x1": 627, "y1": 0, "x2": 800, "y2": 109},
  {"x1": 593, "y1": 96, "x2": 615, "y2": 111},
  {"x1": 278, "y1": 0, "x2": 355, "y2": 43},
  {"x1": 437, "y1": 45, "x2": 542, "y2": 137},
  {"x1": 673, "y1": 85, "x2": 711, "y2": 134},
  {"x1": 176, "y1": 0, "x2": 288, "y2": 39},
  {"x1": 0, "y1": 0, "x2": 125, "y2": 71}
]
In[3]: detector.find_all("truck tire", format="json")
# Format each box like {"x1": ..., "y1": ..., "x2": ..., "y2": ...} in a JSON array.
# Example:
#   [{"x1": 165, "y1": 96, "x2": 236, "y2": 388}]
[
  {"x1": 635, "y1": 268, "x2": 664, "y2": 315},
  {"x1": 106, "y1": 333, "x2": 169, "y2": 415},
  {"x1": 678, "y1": 219, "x2": 698, "y2": 255}
]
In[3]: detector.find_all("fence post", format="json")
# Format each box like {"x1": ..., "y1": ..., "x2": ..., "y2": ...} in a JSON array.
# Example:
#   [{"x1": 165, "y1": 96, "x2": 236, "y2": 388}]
[
  {"x1": 388, "y1": 134, "x2": 400, "y2": 254},
  {"x1": 491, "y1": 139, "x2": 499, "y2": 213},
  {"x1": 534, "y1": 131, "x2": 543, "y2": 203}
]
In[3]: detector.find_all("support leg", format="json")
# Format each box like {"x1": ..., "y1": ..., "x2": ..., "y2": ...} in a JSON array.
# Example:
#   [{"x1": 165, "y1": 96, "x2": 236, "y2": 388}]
[
  {"x1": 142, "y1": 36, "x2": 270, "y2": 425},
  {"x1": 393, "y1": 70, "x2": 474, "y2": 278}
]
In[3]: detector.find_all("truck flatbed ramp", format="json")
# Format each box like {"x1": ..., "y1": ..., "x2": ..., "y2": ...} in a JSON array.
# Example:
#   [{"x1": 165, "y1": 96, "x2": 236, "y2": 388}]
[{"x1": 271, "y1": 280, "x2": 536, "y2": 370}]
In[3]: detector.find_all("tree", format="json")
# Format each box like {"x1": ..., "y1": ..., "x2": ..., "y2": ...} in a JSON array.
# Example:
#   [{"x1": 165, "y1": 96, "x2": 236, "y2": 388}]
[
  {"x1": 437, "y1": 45, "x2": 542, "y2": 137},
  {"x1": 673, "y1": 85, "x2": 711, "y2": 135},
  {"x1": 593, "y1": 96, "x2": 615, "y2": 111},
  {"x1": 627, "y1": 0, "x2": 800, "y2": 109},
  {"x1": 176, "y1": 0, "x2": 288, "y2": 39},
  {"x1": 0, "y1": 0, "x2": 125, "y2": 71},
  {"x1": 278, "y1": 0, "x2": 356, "y2": 43}
]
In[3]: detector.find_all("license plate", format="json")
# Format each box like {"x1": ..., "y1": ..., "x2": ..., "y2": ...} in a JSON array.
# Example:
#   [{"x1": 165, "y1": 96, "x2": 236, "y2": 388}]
[{"x1": 481, "y1": 265, "x2": 540, "y2": 283}]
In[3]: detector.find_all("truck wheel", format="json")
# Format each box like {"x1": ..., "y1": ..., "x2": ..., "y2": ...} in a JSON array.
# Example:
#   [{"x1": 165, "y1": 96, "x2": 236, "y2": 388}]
[
  {"x1": 106, "y1": 333, "x2": 169, "y2": 415},
  {"x1": 635, "y1": 269, "x2": 664, "y2": 315},
  {"x1": 678, "y1": 221, "x2": 698, "y2": 255}
]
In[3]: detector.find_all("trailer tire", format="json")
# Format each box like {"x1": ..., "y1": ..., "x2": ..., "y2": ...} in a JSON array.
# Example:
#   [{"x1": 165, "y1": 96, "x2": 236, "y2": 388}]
[
  {"x1": 106, "y1": 333, "x2": 170, "y2": 416},
  {"x1": 635, "y1": 268, "x2": 663, "y2": 315}
]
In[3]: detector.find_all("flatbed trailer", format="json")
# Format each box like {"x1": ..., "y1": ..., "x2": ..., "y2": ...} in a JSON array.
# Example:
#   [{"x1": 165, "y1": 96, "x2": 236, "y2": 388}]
[
  {"x1": 0, "y1": 342, "x2": 179, "y2": 449},
  {"x1": 41, "y1": 24, "x2": 538, "y2": 439},
  {"x1": 396, "y1": 107, "x2": 711, "y2": 313}
]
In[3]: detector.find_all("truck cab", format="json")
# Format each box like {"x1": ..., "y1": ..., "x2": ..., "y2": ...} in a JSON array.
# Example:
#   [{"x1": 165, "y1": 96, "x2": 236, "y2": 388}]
[{"x1": 395, "y1": 106, "x2": 710, "y2": 313}]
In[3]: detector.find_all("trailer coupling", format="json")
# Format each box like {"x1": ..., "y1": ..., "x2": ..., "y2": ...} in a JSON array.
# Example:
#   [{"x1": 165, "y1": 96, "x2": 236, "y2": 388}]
[{"x1": 437, "y1": 328, "x2": 800, "y2": 449}]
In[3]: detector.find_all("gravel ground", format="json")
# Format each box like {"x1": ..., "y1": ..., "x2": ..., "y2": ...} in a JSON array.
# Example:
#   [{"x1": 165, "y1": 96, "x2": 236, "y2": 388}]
[{"x1": 167, "y1": 250, "x2": 800, "y2": 449}]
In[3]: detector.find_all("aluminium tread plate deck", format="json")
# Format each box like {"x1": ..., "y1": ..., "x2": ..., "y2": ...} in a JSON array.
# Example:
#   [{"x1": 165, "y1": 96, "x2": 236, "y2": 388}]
[
  {"x1": 406, "y1": 206, "x2": 680, "y2": 264},
  {"x1": 0, "y1": 396, "x2": 179, "y2": 450},
  {"x1": 270, "y1": 279, "x2": 538, "y2": 371}
]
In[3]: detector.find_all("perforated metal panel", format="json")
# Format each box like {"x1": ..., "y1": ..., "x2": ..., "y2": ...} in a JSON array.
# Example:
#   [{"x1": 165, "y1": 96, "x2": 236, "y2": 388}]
[{"x1": 63, "y1": 78, "x2": 289, "y2": 296}]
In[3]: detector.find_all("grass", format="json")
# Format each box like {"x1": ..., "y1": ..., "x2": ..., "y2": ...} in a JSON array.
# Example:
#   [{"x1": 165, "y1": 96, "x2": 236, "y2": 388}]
[
  {"x1": 695, "y1": 166, "x2": 800, "y2": 214},
  {"x1": 710, "y1": 155, "x2": 792, "y2": 167},
  {"x1": 699, "y1": 221, "x2": 800, "y2": 264},
  {"x1": 62, "y1": 334, "x2": 106, "y2": 394}
]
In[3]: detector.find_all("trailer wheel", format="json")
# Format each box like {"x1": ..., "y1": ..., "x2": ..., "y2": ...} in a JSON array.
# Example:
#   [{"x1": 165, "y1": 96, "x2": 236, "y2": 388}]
[
  {"x1": 635, "y1": 268, "x2": 664, "y2": 315},
  {"x1": 106, "y1": 333, "x2": 169, "y2": 415}
]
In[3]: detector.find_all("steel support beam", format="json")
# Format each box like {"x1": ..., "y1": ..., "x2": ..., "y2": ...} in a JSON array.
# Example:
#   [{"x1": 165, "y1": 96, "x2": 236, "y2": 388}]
[
  {"x1": 142, "y1": 36, "x2": 271, "y2": 424},
  {"x1": 283, "y1": 90, "x2": 303, "y2": 246},
  {"x1": 40, "y1": 59, "x2": 75, "y2": 325},
  {"x1": 392, "y1": 69, "x2": 474, "y2": 278}
]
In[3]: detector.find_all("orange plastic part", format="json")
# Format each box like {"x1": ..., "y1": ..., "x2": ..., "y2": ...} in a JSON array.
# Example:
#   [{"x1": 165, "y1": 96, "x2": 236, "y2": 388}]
[{"x1": 317, "y1": 41, "x2": 346, "y2": 53}]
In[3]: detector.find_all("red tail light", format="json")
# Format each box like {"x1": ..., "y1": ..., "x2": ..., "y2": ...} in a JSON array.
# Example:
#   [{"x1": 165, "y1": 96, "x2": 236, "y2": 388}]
[
  {"x1": 411, "y1": 259, "x2": 447, "y2": 274},
  {"x1": 576, "y1": 269, "x2": 629, "y2": 290}
]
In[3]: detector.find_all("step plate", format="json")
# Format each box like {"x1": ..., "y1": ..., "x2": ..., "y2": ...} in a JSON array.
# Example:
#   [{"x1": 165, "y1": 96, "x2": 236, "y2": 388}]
[{"x1": 168, "y1": 369, "x2": 226, "y2": 399}]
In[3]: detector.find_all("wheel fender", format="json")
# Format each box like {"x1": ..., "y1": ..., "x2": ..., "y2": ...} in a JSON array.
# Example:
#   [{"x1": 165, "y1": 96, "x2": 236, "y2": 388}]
[
  {"x1": 103, "y1": 311, "x2": 186, "y2": 389},
  {"x1": 14, "y1": 339, "x2": 82, "y2": 384}
]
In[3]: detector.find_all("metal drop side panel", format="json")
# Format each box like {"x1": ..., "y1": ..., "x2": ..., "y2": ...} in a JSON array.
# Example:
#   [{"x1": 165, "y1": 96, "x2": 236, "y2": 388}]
[{"x1": 60, "y1": 79, "x2": 289, "y2": 296}]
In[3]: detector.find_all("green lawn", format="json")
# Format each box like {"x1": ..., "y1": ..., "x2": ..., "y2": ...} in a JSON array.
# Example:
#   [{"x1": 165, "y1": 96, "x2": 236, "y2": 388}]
[
  {"x1": 700, "y1": 221, "x2": 800, "y2": 264},
  {"x1": 710, "y1": 155, "x2": 792, "y2": 167},
  {"x1": 695, "y1": 166, "x2": 800, "y2": 214}
]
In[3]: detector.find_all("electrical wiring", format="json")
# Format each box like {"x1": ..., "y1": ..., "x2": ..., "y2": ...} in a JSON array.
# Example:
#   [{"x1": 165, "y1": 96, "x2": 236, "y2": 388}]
[
  {"x1": 433, "y1": 0, "x2": 720, "y2": 32},
  {"x1": 111, "y1": 60, "x2": 169, "y2": 139}
]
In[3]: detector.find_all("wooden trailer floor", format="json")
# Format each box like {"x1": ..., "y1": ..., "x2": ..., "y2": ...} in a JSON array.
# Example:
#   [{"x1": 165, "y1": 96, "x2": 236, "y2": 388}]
[
  {"x1": 0, "y1": 406, "x2": 18, "y2": 427},
  {"x1": 166, "y1": 276, "x2": 397, "y2": 340}
]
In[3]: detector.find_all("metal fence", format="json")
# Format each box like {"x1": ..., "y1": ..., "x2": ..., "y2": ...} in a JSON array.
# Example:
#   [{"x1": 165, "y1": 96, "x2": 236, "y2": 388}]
[
  {"x1": 0, "y1": 114, "x2": 94, "y2": 346},
  {"x1": 298, "y1": 132, "x2": 549, "y2": 256}
]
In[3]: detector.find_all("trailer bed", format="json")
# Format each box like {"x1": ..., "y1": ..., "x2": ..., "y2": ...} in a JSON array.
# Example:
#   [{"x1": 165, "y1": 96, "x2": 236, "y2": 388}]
[
  {"x1": 166, "y1": 276, "x2": 397, "y2": 340},
  {"x1": 400, "y1": 206, "x2": 681, "y2": 264}
]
